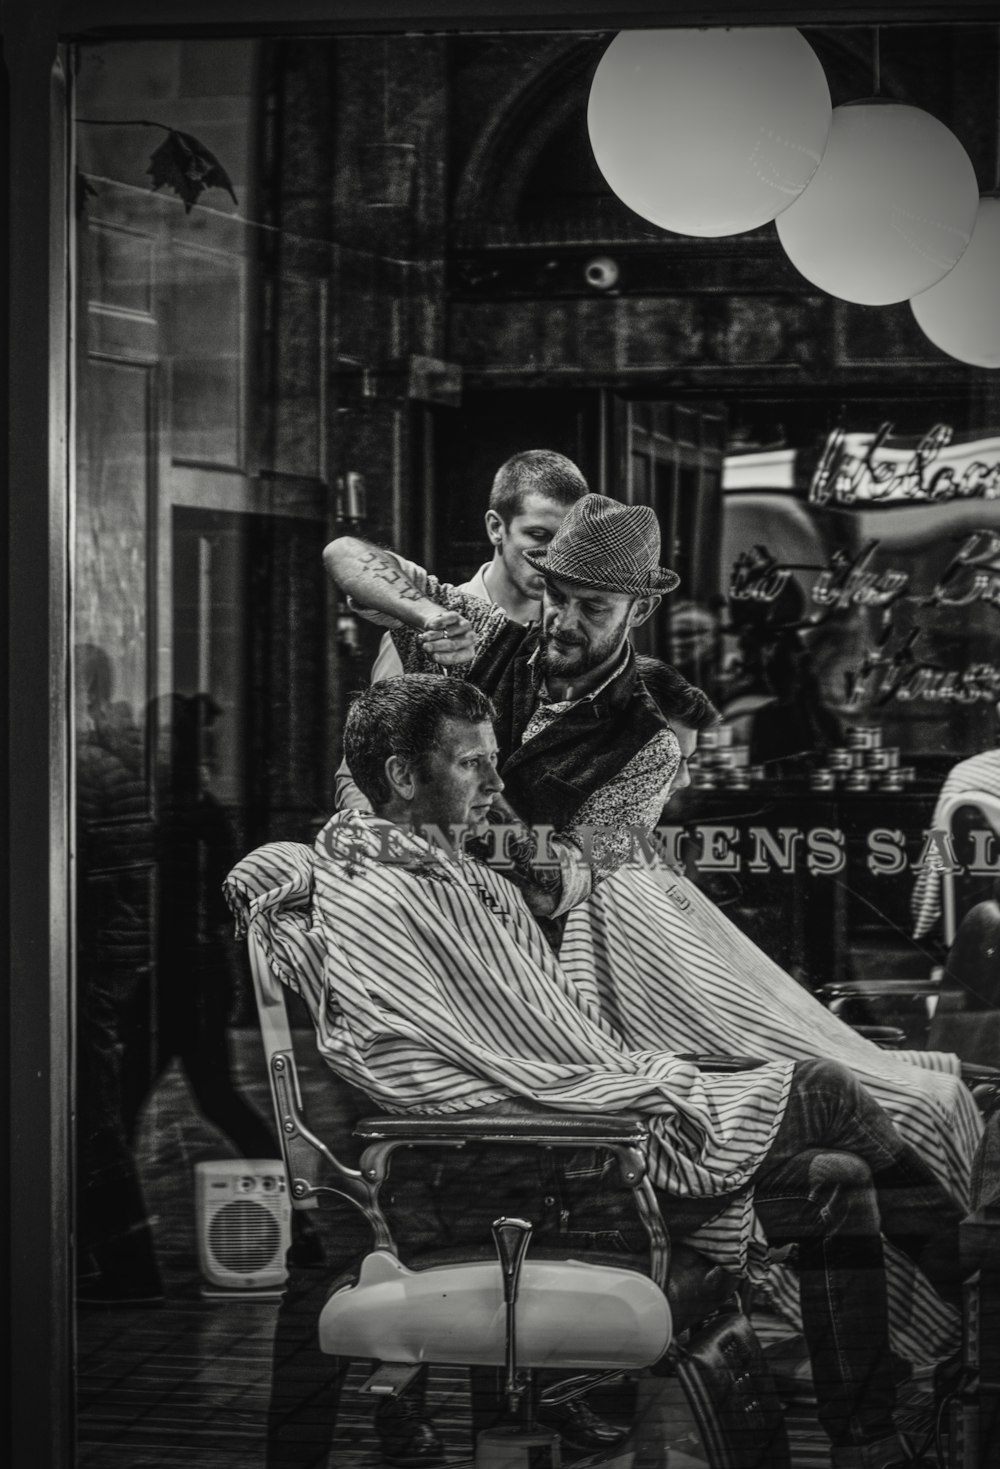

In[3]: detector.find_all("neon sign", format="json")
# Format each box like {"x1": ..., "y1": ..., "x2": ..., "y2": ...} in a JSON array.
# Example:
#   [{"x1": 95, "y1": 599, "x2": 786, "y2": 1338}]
[
  {"x1": 809, "y1": 422, "x2": 1000, "y2": 506},
  {"x1": 729, "y1": 531, "x2": 1000, "y2": 706},
  {"x1": 731, "y1": 531, "x2": 1000, "y2": 611},
  {"x1": 811, "y1": 541, "x2": 909, "y2": 610},
  {"x1": 845, "y1": 623, "x2": 1000, "y2": 708}
]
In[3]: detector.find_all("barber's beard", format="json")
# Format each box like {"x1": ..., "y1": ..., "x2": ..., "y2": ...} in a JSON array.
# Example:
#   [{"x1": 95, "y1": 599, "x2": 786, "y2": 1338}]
[
  {"x1": 540, "y1": 627, "x2": 622, "y2": 680},
  {"x1": 540, "y1": 638, "x2": 590, "y2": 678}
]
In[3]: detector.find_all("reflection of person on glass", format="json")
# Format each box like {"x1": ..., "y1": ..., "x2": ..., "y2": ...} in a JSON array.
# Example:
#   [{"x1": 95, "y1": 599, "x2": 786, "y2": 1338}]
[
  {"x1": 77, "y1": 666, "x2": 277, "y2": 1307},
  {"x1": 724, "y1": 550, "x2": 841, "y2": 771},
  {"x1": 665, "y1": 596, "x2": 725, "y2": 705},
  {"x1": 122, "y1": 692, "x2": 277, "y2": 1161},
  {"x1": 75, "y1": 643, "x2": 164, "y2": 1305}
]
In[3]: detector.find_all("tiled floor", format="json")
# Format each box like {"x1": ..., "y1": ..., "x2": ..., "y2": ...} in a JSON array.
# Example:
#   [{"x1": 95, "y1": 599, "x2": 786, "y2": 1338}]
[
  {"x1": 76, "y1": 1296, "x2": 833, "y2": 1469},
  {"x1": 72, "y1": 1030, "x2": 926, "y2": 1469}
]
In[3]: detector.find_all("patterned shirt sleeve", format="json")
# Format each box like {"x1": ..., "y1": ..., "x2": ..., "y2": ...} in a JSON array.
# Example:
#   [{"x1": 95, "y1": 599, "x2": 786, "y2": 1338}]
[{"x1": 549, "y1": 729, "x2": 682, "y2": 915}]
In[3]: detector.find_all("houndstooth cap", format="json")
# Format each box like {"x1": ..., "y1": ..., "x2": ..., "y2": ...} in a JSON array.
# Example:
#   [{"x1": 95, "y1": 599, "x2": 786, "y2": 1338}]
[{"x1": 523, "y1": 493, "x2": 680, "y2": 596}]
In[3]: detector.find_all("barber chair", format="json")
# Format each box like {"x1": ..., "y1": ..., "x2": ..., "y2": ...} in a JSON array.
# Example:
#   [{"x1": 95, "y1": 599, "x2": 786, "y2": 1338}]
[
  {"x1": 815, "y1": 791, "x2": 1000, "y2": 1093},
  {"x1": 246, "y1": 919, "x2": 790, "y2": 1469},
  {"x1": 938, "y1": 791, "x2": 1000, "y2": 952}
]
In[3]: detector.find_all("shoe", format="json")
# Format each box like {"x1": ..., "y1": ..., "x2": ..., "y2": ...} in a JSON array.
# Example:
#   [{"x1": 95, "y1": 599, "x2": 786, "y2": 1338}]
[
  {"x1": 536, "y1": 1397, "x2": 630, "y2": 1453},
  {"x1": 373, "y1": 1394, "x2": 446, "y2": 1467}
]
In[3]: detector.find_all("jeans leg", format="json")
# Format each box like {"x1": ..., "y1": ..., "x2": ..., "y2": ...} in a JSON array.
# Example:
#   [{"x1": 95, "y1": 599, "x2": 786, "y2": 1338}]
[
  {"x1": 768, "y1": 1059, "x2": 965, "y2": 1308},
  {"x1": 750, "y1": 1058, "x2": 966, "y2": 1454},
  {"x1": 267, "y1": 1272, "x2": 348, "y2": 1467},
  {"x1": 753, "y1": 1147, "x2": 896, "y2": 1451}
]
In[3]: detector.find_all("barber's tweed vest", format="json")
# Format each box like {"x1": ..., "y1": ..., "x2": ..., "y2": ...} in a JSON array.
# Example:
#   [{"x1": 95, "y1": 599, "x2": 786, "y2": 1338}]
[{"x1": 466, "y1": 624, "x2": 670, "y2": 830}]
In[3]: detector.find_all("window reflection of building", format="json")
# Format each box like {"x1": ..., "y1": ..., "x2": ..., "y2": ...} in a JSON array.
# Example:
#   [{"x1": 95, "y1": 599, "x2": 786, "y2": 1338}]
[
  {"x1": 720, "y1": 432, "x2": 1000, "y2": 760},
  {"x1": 75, "y1": 644, "x2": 162, "y2": 1302}
]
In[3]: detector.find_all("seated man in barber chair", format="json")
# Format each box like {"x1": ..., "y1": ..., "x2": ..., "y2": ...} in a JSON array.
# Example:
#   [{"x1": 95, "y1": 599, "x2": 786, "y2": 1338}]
[{"x1": 228, "y1": 674, "x2": 973, "y2": 1469}]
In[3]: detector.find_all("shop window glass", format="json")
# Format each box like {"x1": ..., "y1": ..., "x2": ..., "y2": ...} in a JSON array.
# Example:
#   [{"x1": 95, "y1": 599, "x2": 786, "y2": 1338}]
[{"x1": 70, "y1": 20, "x2": 1000, "y2": 1461}]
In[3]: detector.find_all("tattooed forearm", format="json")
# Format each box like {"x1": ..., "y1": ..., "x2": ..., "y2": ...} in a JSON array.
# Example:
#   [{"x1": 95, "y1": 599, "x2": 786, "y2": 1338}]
[
  {"x1": 323, "y1": 535, "x2": 477, "y2": 663},
  {"x1": 469, "y1": 799, "x2": 563, "y2": 917},
  {"x1": 502, "y1": 834, "x2": 562, "y2": 917},
  {"x1": 323, "y1": 535, "x2": 436, "y2": 625},
  {"x1": 358, "y1": 548, "x2": 426, "y2": 603}
]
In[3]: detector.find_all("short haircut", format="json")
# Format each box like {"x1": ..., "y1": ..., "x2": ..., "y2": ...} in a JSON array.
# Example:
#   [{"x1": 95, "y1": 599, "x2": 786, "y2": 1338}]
[
  {"x1": 344, "y1": 674, "x2": 497, "y2": 809},
  {"x1": 489, "y1": 450, "x2": 588, "y2": 525},
  {"x1": 635, "y1": 655, "x2": 720, "y2": 732}
]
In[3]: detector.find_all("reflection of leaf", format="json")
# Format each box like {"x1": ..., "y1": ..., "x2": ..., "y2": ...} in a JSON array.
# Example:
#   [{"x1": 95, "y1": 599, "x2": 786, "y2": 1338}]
[
  {"x1": 146, "y1": 129, "x2": 238, "y2": 214},
  {"x1": 76, "y1": 169, "x2": 99, "y2": 221}
]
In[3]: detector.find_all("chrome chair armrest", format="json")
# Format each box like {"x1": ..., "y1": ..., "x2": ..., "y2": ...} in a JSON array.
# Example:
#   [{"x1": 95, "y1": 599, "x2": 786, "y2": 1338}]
[
  {"x1": 962, "y1": 1062, "x2": 1000, "y2": 1087},
  {"x1": 677, "y1": 1052, "x2": 767, "y2": 1071},
  {"x1": 354, "y1": 1110, "x2": 669, "y2": 1288},
  {"x1": 355, "y1": 1109, "x2": 650, "y2": 1148}
]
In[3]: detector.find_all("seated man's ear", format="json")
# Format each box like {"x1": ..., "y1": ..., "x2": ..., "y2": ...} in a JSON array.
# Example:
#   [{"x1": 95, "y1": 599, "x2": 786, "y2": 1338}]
[
  {"x1": 384, "y1": 754, "x2": 417, "y2": 801},
  {"x1": 628, "y1": 594, "x2": 662, "y2": 630}
]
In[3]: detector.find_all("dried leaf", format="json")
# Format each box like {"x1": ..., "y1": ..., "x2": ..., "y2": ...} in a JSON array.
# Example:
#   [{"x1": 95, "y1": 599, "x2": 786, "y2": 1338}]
[{"x1": 146, "y1": 129, "x2": 238, "y2": 214}]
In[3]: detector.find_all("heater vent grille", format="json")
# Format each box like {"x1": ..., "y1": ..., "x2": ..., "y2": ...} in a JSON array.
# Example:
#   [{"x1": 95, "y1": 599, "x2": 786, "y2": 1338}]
[{"x1": 208, "y1": 1199, "x2": 283, "y2": 1273}]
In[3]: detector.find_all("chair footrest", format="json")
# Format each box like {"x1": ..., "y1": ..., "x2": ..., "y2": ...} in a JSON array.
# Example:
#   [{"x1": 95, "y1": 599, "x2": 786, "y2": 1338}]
[
  {"x1": 360, "y1": 1362, "x2": 425, "y2": 1398},
  {"x1": 817, "y1": 980, "x2": 943, "y2": 999}
]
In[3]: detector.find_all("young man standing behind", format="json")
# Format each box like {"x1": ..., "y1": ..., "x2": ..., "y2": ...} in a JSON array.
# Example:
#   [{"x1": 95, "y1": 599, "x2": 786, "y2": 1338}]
[{"x1": 335, "y1": 448, "x2": 587, "y2": 812}]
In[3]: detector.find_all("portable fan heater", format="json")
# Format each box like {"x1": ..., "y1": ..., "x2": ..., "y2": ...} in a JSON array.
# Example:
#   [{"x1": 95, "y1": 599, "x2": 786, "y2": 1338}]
[{"x1": 194, "y1": 1159, "x2": 292, "y2": 1297}]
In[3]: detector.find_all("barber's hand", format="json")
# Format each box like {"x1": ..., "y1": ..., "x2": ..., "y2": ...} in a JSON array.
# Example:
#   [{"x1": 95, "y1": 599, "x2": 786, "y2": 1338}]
[
  {"x1": 486, "y1": 793, "x2": 522, "y2": 825},
  {"x1": 418, "y1": 609, "x2": 476, "y2": 667}
]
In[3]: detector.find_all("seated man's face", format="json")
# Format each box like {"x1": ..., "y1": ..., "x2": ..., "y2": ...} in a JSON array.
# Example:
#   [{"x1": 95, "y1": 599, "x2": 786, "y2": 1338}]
[{"x1": 411, "y1": 717, "x2": 504, "y2": 832}]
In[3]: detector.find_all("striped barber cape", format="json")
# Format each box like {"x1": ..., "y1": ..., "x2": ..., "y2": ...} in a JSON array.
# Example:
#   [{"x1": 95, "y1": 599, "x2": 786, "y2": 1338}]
[
  {"x1": 561, "y1": 862, "x2": 982, "y2": 1363},
  {"x1": 224, "y1": 810, "x2": 794, "y2": 1273},
  {"x1": 226, "y1": 812, "x2": 978, "y2": 1363}
]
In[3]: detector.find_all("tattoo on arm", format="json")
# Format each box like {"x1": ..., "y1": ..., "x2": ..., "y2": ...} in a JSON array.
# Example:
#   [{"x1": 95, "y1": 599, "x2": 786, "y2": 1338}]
[
  {"x1": 471, "y1": 803, "x2": 562, "y2": 917},
  {"x1": 504, "y1": 833, "x2": 562, "y2": 917},
  {"x1": 358, "y1": 548, "x2": 425, "y2": 603}
]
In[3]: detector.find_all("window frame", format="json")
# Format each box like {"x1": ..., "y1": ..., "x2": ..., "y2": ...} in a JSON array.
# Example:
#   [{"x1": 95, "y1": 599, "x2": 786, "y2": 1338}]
[{"x1": 4, "y1": 3, "x2": 994, "y2": 1465}]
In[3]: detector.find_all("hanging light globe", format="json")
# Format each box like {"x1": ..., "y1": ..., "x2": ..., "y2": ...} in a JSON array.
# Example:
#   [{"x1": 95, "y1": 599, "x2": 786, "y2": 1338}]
[
  {"x1": 910, "y1": 195, "x2": 1000, "y2": 368},
  {"x1": 776, "y1": 99, "x2": 980, "y2": 306},
  {"x1": 586, "y1": 28, "x2": 832, "y2": 238}
]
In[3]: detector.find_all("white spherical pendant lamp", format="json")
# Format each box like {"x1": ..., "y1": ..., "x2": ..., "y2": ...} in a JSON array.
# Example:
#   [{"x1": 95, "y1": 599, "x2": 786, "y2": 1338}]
[
  {"x1": 587, "y1": 28, "x2": 832, "y2": 238},
  {"x1": 910, "y1": 195, "x2": 1000, "y2": 368},
  {"x1": 776, "y1": 100, "x2": 980, "y2": 306}
]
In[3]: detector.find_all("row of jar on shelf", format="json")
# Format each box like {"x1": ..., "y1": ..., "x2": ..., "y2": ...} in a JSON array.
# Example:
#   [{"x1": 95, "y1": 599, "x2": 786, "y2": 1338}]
[{"x1": 691, "y1": 725, "x2": 915, "y2": 793}]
